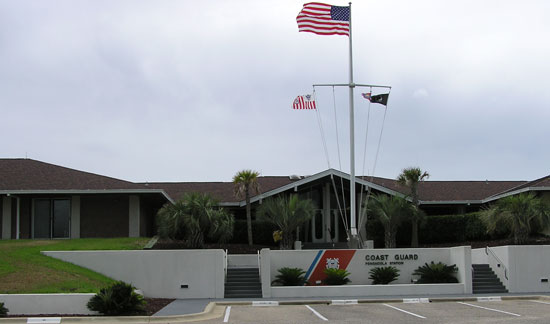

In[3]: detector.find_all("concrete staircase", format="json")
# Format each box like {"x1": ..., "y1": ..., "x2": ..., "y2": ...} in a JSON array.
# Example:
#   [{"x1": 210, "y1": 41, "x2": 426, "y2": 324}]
[
  {"x1": 224, "y1": 255, "x2": 262, "y2": 298},
  {"x1": 224, "y1": 267, "x2": 262, "y2": 298},
  {"x1": 472, "y1": 264, "x2": 508, "y2": 294}
]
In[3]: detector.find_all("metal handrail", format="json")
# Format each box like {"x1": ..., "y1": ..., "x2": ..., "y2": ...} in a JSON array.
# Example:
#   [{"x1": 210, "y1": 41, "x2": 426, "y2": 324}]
[
  {"x1": 257, "y1": 250, "x2": 261, "y2": 276},
  {"x1": 485, "y1": 246, "x2": 508, "y2": 280},
  {"x1": 224, "y1": 249, "x2": 228, "y2": 279}
]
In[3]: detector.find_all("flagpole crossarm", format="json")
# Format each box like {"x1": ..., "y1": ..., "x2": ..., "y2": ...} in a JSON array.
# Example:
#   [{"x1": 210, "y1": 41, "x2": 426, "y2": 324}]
[
  {"x1": 313, "y1": 83, "x2": 350, "y2": 87},
  {"x1": 313, "y1": 83, "x2": 391, "y2": 89},
  {"x1": 353, "y1": 83, "x2": 392, "y2": 89}
]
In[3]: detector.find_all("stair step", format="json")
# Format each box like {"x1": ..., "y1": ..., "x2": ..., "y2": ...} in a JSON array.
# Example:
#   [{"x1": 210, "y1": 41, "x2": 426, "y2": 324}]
[
  {"x1": 472, "y1": 264, "x2": 507, "y2": 295},
  {"x1": 225, "y1": 267, "x2": 262, "y2": 298}
]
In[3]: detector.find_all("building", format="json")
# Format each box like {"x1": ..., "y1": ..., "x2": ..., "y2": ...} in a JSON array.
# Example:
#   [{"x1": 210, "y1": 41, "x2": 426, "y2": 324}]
[{"x1": 1, "y1": 158, "x2": 549, "y2": 242}]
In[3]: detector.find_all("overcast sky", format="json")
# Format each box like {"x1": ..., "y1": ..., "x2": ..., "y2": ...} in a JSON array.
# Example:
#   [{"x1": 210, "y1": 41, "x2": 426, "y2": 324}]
[{"x1": 1, "y1": 0, "x2": 549, "y2": 182}]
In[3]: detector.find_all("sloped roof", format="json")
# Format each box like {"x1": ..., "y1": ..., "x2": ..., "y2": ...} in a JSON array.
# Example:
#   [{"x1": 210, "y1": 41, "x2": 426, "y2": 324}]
[
  {"x1": 0, "y1": 158, "x2": 542, "y2": 205},
  {"x1": 0, "y1": 158, "x2": 150, "y2": 191},
  {"x1": 144, "y1": 176, "x2": 299, "y2": 203},
  {"x1": 365, "y1": 177, "x2": 526, "y2": 202}
]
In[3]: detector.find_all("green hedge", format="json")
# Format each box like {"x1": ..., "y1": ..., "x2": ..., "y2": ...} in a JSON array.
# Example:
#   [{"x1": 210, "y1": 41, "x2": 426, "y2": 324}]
[
  {"x1": 368, "y1": 212, "x2": 508, "y2": 247},
  {"x1": 229, "y1": 220, "x2": 279, "y2": 246}
]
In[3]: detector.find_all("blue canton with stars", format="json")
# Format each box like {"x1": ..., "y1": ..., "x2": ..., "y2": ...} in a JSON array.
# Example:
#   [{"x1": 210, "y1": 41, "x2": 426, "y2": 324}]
[{"x1": 331, "y1": 6, "x2": 350, "y2": 21}]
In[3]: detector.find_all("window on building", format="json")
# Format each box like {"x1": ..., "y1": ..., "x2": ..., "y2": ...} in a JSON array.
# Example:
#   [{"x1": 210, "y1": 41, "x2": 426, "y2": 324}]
[{"x1": 33, "y1": 199, "x2": 70, "y2": 239}]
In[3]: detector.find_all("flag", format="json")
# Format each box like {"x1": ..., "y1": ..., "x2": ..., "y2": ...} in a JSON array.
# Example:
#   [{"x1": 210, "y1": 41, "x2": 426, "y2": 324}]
[
  {"x1": 361, "y1": 92, "x2": 371, "y2": 100},
  {"x1": 369, "y1": 93, "x2": 389, "y2": 106},
  {"x1": 293, "y1": 94, "x2": 316, "y2": 109},
  {"x1": 296, "y1": 3, "x2": 350, "y2": 36}
]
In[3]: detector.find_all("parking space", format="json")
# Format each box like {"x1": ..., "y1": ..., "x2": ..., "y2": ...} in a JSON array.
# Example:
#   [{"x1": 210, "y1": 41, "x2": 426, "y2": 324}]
[{"x1": 198, "y1": 299, "x2": 550, "y2": 324}]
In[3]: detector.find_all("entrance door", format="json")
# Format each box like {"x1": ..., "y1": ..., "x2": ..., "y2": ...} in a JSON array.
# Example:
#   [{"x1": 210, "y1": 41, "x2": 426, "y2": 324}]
[{"x1": 33, "y1": 199, "x2": 71, "y2": 239}]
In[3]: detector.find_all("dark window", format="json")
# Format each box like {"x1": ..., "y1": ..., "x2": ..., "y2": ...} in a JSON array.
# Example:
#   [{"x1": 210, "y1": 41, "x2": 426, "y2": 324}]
[{"x1": 34, "y1": 199, "x2": 70, "y2": 239}]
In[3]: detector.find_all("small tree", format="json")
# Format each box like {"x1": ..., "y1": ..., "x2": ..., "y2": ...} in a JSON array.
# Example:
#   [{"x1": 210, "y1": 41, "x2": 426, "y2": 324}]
[
  {"x1": 257, "y1": 195, "x2": 315, "y2": 249},
  {"x1": 87, "y1": 281, "x2": 146, "y2": 316},
  {"x1": 369, "y1": 266, "x2": 400, "y2": 285},
  {"x1": 481, "y1": 192, "x2": 549, "y2": 244},
  {"x1": 0, "y1": 302, "x2": 8, "y2": 317},
  {"x1": 233, "y1": 170, "x2": 260, "y2": 246},
  {"x1": 156, "y1": 192, "x2": 234, "y2": 248},
  {"x1": 397, "y1": 167, "x2": 429, "y2": 247},
  {"x1": 272, "y1": 267, "x2": 307, "y2": 286},
  {"x1": 368, "y1": 194, "x2": 414, "y2": 248}
]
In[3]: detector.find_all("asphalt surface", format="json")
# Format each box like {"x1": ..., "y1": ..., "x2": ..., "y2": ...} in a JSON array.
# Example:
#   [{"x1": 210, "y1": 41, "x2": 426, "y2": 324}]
[{"x1": 153, "y1": 292, "x2": 550, "y2": 316}]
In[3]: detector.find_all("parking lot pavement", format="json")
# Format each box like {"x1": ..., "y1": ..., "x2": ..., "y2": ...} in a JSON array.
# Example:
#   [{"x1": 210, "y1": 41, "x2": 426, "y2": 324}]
[{"x1": 197, "y1": 299, "x2": 550, "y2": 324}]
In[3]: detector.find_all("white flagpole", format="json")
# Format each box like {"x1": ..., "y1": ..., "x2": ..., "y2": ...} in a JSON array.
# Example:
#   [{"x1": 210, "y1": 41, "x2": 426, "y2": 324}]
[{"x1": 348, "y1": 2, "x2": 358, "y2": 241}]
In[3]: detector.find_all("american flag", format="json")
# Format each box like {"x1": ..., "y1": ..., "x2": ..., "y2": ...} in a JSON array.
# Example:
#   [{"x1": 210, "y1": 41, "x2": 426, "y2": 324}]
[
  {"x1": 296, "y1": 2, "x2": 350, "y2": 36},
  {"x1": 293, "y1": 94, "x2": 316, "y2": 110}
]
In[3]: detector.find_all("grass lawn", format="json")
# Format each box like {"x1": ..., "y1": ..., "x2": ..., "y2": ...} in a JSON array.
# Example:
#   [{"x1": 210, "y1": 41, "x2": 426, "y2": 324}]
[{"x1": 0, "y1": 238, "x2": 149, "y2": 294}]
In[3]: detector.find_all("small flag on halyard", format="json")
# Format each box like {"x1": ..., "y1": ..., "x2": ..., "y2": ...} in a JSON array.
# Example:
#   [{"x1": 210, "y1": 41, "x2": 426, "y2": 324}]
[
  {"x1": 296, "y1": 3, "x2": 350, "y2": 36},
  {"x1": 293, "y1": 94, "x2": 316, "y2": 109},
  {"x1": 364, "y1": 93, "x2": 389, "y2": 106}
]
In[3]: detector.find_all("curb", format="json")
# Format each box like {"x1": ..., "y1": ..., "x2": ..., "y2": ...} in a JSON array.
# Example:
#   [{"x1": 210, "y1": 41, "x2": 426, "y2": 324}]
[{"x1": 0, "y1": 303, "x2": 223, "y2": 324}]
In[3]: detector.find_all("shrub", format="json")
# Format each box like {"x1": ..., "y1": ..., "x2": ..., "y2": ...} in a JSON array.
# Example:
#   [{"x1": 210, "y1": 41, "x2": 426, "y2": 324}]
[
  {"x1": 230, "y1": 220, "x2": 278, "y2": 246},
  {"x1": 0, "y1": 302, "x2": 8, "y2": 317},
  {"x1": 272, "y1": 267, "x2": 307, "y2": 286},
  {"x1": 413, "y1": 262, "x2": 458, "y2": 283},
  {"x1": 322, "y1": 268, "x2": 351, "y2": 285},
  {"x1": 369, "y1": 266, "x2": 400, "y2": 285},
  {"x1": 87, "y1": 281, "x2": 146, "y2": 316}
]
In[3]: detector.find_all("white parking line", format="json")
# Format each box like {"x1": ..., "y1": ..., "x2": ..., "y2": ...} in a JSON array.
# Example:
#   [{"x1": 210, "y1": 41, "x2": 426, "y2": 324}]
[
  {"x1": 383, "y1": 303, "x2": 426, "y2": 319},
  {"x1": 530, "y1": 300, "x2": 550, "y2": 305},
  {"x1": 305, "y1": 305, "x2": 328, "y2": 321},
  {"x1": 223, "y1": 306, "x2": 231, "y2": 323},
  {"x1": 457, "y1": 302, "x2": 521, "y2": 317}
]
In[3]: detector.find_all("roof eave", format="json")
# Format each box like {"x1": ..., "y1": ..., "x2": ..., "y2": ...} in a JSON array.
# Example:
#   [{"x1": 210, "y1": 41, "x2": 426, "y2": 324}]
[
  {"x1": 0, "y1": 189, "x2": 174, "y2": 203},
  {"x1": 483, "y1": 187, "x2": 550, "y2": 203},
  {"x1": 237, "y1": 169, "x2": 406, "y2": 207}
]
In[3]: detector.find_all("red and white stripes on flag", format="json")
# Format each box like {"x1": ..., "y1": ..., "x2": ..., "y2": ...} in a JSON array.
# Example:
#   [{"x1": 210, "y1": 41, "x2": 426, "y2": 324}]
[
  {"x1": 296, "y1": 2, "x2": 350, "y2": 36},
  {"x1": 293, "y1": 94, "x2": 316, "y2": 109}
]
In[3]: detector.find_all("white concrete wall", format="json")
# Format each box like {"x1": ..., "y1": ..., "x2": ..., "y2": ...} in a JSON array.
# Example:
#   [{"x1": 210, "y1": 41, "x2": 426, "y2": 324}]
[
  {"x1": 227, "y1": 254, "x2": 259, "y2": 268},
  {"x1": 471, "y1": 248, "x2": 488, "y2": 264},
  {"x1": 260, "y1": 249, "x2": 272, "y2": 297},
  {"x1": 42, "y1": 250, "x2": 225, "y2": 299},
  {"x1": 0, "y1": 294, "x2": 97, "y2": 315},
  {"x1": 269, "y1": 248, "x2": 459, "y2": 285},
  {"x1": 450, "y1": 246, "x2": 472, "y2": 294},
  {"x1": 71, "y1": 196, "x2": 80, "y2": 239},
  {"x1": 505, "y1": 245, "x2": 550, "y2": 293},
  {"x1": 2, "y1": 196, "x2": 11, "y2": 239},
  {"x1": 263, "y1": 247, "x2": 470, "y2": 297}
]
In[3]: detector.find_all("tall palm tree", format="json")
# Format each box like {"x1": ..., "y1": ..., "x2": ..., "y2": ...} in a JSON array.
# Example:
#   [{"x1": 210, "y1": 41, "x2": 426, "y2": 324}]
[
  {"x1": 397, "y1": 167, "x2": 429, "y2": 247},
  {"x1": 233, "y1": 169, "x2": 260, "y2": 246},
  {"x1": 156, "y1": 192, "x2": 234, "y2": 248},
  {"x1": 481, "y1": 192, "x2": 549, "y2": 244},
  {"x1": 257, "y1": 195, "x2": 316, "y2": 249},
  {"x1": 368, "y1": 194, "x2": 414, "y2": 248}
]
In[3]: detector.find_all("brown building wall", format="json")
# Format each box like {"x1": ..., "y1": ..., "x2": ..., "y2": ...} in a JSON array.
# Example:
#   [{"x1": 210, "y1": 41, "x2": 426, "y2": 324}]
[
  {"x1": 11, "y1": 198, "x2": 17, "y2": 239},
  {"x1": 80, "y1": 195, "x2": 129, "y2": 238},
  {"x1": 19, "y1": 197, "x2": 32, "y2": 239}
]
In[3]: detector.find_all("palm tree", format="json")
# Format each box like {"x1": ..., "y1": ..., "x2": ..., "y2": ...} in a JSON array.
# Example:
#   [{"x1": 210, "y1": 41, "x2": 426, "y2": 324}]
[
  {"x1": 233, "y1": 169, "x2": 260, "y2": 246},
  {"x1": 156, "y1": 192, "x2": 234, "y2": 248},
  {"x1": 481, "y1": 192, "x2": 549, "y2": 244},
  {"x1": 257, "y1": 195, "x2": 316, "y2": 249},
  {"x1": 368, "y1": 194, "x2": 414, "y2": 248},
  {"x1": 397, "y1": 167, "x2": 429, "y2": 247}
]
